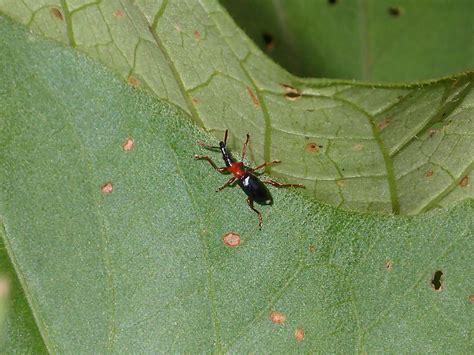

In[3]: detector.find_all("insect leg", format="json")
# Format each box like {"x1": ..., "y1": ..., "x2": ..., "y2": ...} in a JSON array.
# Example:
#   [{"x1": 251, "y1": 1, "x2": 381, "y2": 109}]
[
  {"x1": 247, "y1": 160, "x2": 281, "y2": 173},
  {"x1": 197, "y1": 141, "x2": 220, "y2": 150},
  {"x1": 247, "y1": 196, "x2": 263, "y2": 229},
  {"x1": 262, "y1": 179, "x2": 305, "y2": 188},
  {"x1": 194, "y1": 155, "x2": 227, "y2": 173},
  {"x1": 216, "y1": 176, "x2": 237, "y2": 192},
  {"x1": 241, "y1": 133, "x2": 250, "y2": 160}
]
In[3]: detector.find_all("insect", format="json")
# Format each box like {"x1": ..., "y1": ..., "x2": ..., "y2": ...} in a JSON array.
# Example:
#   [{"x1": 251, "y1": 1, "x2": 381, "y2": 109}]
[{"x1": 194, "y1": 130, "x2": 305, "y2": 228}]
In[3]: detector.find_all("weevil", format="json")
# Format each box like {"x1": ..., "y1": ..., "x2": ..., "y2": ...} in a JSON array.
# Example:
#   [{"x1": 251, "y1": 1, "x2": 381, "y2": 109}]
[{"x1": 194, "y1": 130, "x2": 304, "y2": 228}]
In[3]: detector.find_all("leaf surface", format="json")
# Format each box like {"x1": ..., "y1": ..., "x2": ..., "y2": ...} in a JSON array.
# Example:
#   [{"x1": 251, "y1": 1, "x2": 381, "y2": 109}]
[
  {"x1": 0, "y1": 0, "x2": 472, "y2": 214},
  {"x1": 0, "y1": 16, "x2": 473, "y2": 353}
]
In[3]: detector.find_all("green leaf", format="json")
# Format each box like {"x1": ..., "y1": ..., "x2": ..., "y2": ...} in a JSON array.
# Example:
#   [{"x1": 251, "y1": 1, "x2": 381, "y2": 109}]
[
  {"x1": 0, "y1": 15, "x2": 473, "y2": 353},
  {"x1": 0, "y1": 0, "x2": 472, "y2": 214},
  {"x1": 0, "y1": 238, "x2": 47, "y2": 353},
  {"x1": 220, "y1": 0, "x2": 474, "y2": 81}
]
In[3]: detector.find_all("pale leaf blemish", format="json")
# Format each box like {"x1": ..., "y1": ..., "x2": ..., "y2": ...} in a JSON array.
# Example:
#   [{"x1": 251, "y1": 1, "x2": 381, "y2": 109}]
[
  {"x1": 223, "y1": 232, "x2": 240, "y2": 247},
  {"x1": 336, "y1": 179, "x2": 346, "y2": 187},
  {"x1": 269, "y1": 311, "x2": 286, "y2": 324},
  {"x1": 113, "y1": 9, "x2": 125, "y2": 18},
  {"x1": 122, "y1": 137, "x2": 134, "y2": 151},
  {"x1": 0, "y1": 275, "x2": 11, "y2": 298},
  {"x1": 50, "y1": 7, "x2": 64, "y2": 21},
  {"x1": 101, "y1": 182, "x2": 113, "y2": 194},
  {"x1": 352, "y1": 143, "x2": 364, "y2": 151},
  {"x1": 384, "y1": 259, "x2": 393, "y2": 271},
  {"x1": 294, "y1": 327, "x2": 305, "y2": 342},
  {"x1": 459, "y1": 176, "x2": 469, "y2": 188},
  {"x1": 246, "y1": 86, "x2": 260, "y2": 107}
]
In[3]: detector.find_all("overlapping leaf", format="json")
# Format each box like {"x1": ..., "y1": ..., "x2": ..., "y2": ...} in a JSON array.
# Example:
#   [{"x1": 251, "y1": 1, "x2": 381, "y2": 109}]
[{"x1": 1, "y1": 0, "x2": 472, "y2": 214}]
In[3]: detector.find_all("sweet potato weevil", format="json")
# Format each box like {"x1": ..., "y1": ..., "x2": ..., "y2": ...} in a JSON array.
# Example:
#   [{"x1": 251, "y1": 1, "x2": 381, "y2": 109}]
[{"x1": 194, "y1": 130, "x2": 304, "y2": 228}]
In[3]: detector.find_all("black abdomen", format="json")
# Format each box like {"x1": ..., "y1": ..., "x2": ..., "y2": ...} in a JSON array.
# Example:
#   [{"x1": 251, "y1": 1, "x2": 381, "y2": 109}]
[{"x1": 238, "y1": 174, "x2": 273, "y2": 205}]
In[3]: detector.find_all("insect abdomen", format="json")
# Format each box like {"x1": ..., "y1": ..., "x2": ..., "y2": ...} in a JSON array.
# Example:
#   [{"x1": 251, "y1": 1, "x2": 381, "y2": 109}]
[{"x1": 238, "y1": 174, "x2": 273, "y2": 205}]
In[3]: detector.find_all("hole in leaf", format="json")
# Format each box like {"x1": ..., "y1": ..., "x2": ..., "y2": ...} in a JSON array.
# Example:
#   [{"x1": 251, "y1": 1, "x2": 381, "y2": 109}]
[
  {"x1": 388, "y1": 6, "x2": 403, "y2": 17},
  {"x1": 281, "y1": 83, "x2": 302, "y2": 101},
  {"x1": 262, "y1": 32, "x2": 275, "y2": 51},
  {"x1": 431, "y1": 270, "x2": 444, "y2": 291},
  {"x1": 328, "y1": 0, "x2": 338, "y2": 5}
]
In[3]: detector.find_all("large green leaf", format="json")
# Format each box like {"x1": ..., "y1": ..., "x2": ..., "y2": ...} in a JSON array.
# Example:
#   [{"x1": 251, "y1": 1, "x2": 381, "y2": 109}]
[
  {"x1": 0, "y1": 0, "x2": 472, "y2": 214},
  {"x1": 221, "y1": 0, "x2": 474, "y2": 81},
  {"x1": 0, "y1": 15, "x2": 473, "y2": 353}
]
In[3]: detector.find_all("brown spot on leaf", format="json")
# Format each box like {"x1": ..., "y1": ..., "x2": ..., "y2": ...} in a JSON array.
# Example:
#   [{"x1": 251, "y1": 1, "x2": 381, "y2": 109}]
[
  {"x1": 378, "y1": 118, "x2": 391, "y2": 130},
  {"x1": 305, "y1": 143, "x2": 322, "y2": 152},
  {"x1": 425, "y1": 170, "x2": 434, "y2": 177},
  {"x1": 128, "y1": 76, "x2": 140, "y2": 87},
  {"x1": 101, "y1": 182, "x2": 113, "y2": 194},
  {"x1": 122, "y1": 137, "x2": 134, "y2": 151},
  {"x1": 469, "y1": 295, "x2": 474, "y2": 303},
  {"x1": 384, "y1": 260, "x2": 393, "y2": 272},
  {"x1": 223, "y1": 232, "x2": 240, "y2": 247},
  {"x1": 192, "y1": 97, "x2": 200, "y2": 105},
  {"x1": 428, "y1": 129, "x2": 438, "y2": 137},
  {"x1": 246, "y1": 87, "x2": 260, "y2": 107},
  {"x1": 309, "y1": 244, "x2": 316, "y2": 252},
  {"x1": 294, "y1": 327, "x2": 305, "y2": 342},
  {"x1": 459, "y1": 175, "x2": 469, "y2": 188},
  {"x1": 269, "y1": 311, "x2": 286, "y2": 324},
  {"x1": 113, "y1": 9, "x2": 125, "y2": 18},
  {"x1": 194, "y1": 30, "x2": 201, "y2": 41},
  {"x1": 50, "y1": 7, "x2": 64, "y2": 21}
]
